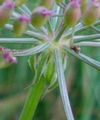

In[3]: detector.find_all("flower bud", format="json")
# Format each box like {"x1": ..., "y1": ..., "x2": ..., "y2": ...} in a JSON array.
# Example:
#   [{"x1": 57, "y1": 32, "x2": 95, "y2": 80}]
[
  {"x1": 13, "y1": 15, "x2": 30, "y2": 37},
  {"x1": 83, "y1": 1, "x2": 100, "y2": 26},
  {"x1": 81, "y1": 0, "x2": 88, "y2": 12},
  {"x1": 55, "y1": 0, "x2": 64, "y2": 4},
  {"x1": 40, "y1": 0, "x2": 54, "y2": 9},
  {"x1": 2, "y1": 48, "x2": 17, "y2": 63},
  {"x1": 0, "y1": 0, "x2": 4, "y2": 4},
  {"x1": 31, "y1": 6, "x2": 53, "y2": 28},
  {"x1": 64, "y1": 0, "x2": 81, "y2": 28},
  {"x1": 15, "y1": 0, "x2": 27, "y2": 7},
  {"x1": 0, "y1": 0, "x2": 15, "y2": 27}
]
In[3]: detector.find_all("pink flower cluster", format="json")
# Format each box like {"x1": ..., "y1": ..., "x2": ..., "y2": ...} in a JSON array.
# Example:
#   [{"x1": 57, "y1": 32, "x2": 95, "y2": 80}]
[
  {"x1": 36, "y1": 7, "x2": 54, "y2": 17},
  {"x1": 2, "y1": 0, "x2": 15, "y2": 9},
  {"x1": 70, "y1": 0, "x2": 81, "y2": 8},
  {"x1": 92, "y1": 0, "x2": 100, "y2": 7},
  {"x1": 19, "y1": 15, "x2": 31, "y2": 23},
  {"x1": 0, "y1": 48, "x2": 17, "y2": 63}
]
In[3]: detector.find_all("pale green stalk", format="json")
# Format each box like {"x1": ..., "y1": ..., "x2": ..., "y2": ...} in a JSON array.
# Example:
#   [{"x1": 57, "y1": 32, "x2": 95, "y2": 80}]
[
  {"x1": 55, "y1": 48, "x2": 74, "y2": 120},
  {"x1": 74, "y1": 41, "x2": 100, "y2": 47}
]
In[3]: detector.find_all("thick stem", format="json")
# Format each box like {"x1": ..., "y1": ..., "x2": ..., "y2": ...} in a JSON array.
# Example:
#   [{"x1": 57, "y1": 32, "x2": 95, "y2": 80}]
[{"x1": 19, "y1": 77, "x2": 46, "y2": 120}]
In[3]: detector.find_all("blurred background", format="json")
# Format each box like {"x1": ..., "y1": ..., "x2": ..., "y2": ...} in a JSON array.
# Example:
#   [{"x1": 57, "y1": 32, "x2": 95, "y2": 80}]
[{"x1": 0, "y1": 0, "x2": 100, "y2": 120}]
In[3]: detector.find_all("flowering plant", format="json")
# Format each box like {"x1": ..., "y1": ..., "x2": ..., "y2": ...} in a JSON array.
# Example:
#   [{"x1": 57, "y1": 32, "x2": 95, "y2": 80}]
[{"x1": 0, "y1": 0, "x2": 100, "y2": 120}]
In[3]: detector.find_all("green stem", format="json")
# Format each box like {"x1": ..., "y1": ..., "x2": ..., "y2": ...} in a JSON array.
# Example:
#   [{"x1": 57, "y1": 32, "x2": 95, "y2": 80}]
[
  {"x1": 19, "y1": 77, "x2": 47, "y2": 120},
  {"x1": 22, "y1": 5, "x2": 31, "y2": 15},
  {"x1": 54, "y1": 5, "x2": 62, "y2": 31},
  {"x1": 4, "y1": 24, "x2": 46, "y2": 41},
  {"x1": 70, "y1": 27, "x2": 75, "y2": 47},
  {"x1": 0, "y1": 38, "x2": 38, "y2": 44},
  {"x1": 64, "y1": 46, "x2": 100, "y2": 70},
  {"x1": 13, "y1": 43, "x2": 50, "y2": 56},
  {"x1": 55, "y1": 24, "x2": 67, "y2": 42},
  {"x1": 55, "y1": 48, "x2": 74, "y2": 120},
  {"x1": 74, "y1": 34, "x2": 100, "y2": 43},
  {"x1": 91, "y1": 26, "x2": 100, "y2": 33},
  {"x1": 74, "y1": 41, "x2": 100, "y2": 47},
  {"x1": 63, "y1": 20, "x2": 100, "y2": 37},
  {"x1": 47, "y1": 20, "x2": 53, "y2": 33}
]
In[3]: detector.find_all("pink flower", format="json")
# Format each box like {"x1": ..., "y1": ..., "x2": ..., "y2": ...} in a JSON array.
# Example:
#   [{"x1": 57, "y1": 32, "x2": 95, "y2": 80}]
[
  {"x1": 19, "y1": 15, "x2": 31, "y2": 23},
  {"x1": 2, "y1": 0, "x2": 15, "y2": 10},
  {"x1": 2, "y1": 48, "x2": 17, "y2": 63},
  {"x1": 37, "y1": 7, "x2": 54, "y2": 17},
  {"x1": 92, "y1": 0, "x2": 100, "y2": 7},
  {"x1": 70, "y1": 0, "x2": 81, "y2": 8}
]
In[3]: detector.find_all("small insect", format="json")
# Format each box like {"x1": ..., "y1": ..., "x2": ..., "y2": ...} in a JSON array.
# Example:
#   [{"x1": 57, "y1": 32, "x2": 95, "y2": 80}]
[{"x1": 71, "y1": 46, "x2": 81, "y2": 53}]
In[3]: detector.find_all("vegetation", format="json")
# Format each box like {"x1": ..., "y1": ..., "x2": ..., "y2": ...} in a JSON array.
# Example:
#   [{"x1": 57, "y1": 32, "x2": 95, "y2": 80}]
[{"x1": 0, "y1": 0, "x2": 100, "y2": 120}]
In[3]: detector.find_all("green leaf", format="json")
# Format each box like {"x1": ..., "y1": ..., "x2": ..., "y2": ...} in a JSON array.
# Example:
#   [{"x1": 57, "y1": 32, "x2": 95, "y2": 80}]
[
  {"x1": 64, "y1": 46, "x2": 100, "y2": 70},
  {"x1": 54, "y1": 48, "x2": 74, "y2": 120}
]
